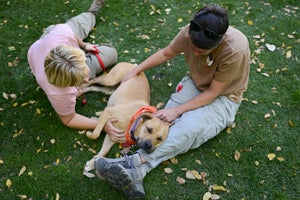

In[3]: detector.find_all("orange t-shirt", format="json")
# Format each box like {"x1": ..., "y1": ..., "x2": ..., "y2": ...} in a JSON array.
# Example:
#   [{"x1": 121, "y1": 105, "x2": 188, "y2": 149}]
[{"x1": 170, "y1": 26, "x2": 250, "y2": 103}]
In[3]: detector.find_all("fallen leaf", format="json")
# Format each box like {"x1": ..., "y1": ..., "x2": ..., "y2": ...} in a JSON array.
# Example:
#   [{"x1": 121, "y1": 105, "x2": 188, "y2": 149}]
[
  {"x1": 3, "y1": 92, "x2": 9, "y2": 99},
  {"x1": 176, "y1": 176, "x2": 186, "y2": 184},
  {"x1": 164, "y1": 168, "x2": 173, "y2": 174},
  {"x1": 266, "y1": 43, "x2": 276, "y2": 52},
  {"x1": 56, "y1": 193, "x2": 60, "y2": 200},
  {"x1": 18, "y1": 195, "x2": 27, "y2": 200},
  {"x1": 203, "y1": 192, "x2": 212, "y2": 200},
  {"x1": 6, "y1": 179, "x2": 12, "y2": 188},
  {"x1": 277, "y1": 157, "x2": 285, "y2": 162},
  {"x1": 234, "y1": 151, "x2": 241, "y2": 161},
  {"x1": 267, "y1": 153, "x2": 276, "y2": 160},
  {"x1": 192, "y1": 170, "x2": 202, "y2": 180},
  {"x1": 211, "y1": 194, "x2": 221, "y2": 200},
  {"x1": 170, "y1": 157, "x2": 178, "y2": 164},
  {"x1": 264, "y1": 113, "x2": 271, "y2": 119},
  {"x1": 288, "y1": 120, "x2": 294, "y2": 127},
  {"x1": 276, "y1": 146, "x2": 282, "y2": 151},
  {"x1": 0, "y1": 159, "x2": 4, "y2": 164},
  {"x1": 18, "y1": 166, "x2": 26, "y2": 176},
  {"x1": 195, "y1": 159, "x2": 201, "y2": 165},
  {"x1": 247, "y1": 20, "x2": 253, "y2": 26},
  {"x1": 177, "y1": 18, "x2": 183, "y2": 23},
  {"x1": 286, "y1": 50, "x2": 291, "y2": 58},
  {"x1": 212, "y1": 185, "x2": 226, "y2": 191},
  {"x1": 186, "y1": 170, "x2": 196, "y2": 180}
]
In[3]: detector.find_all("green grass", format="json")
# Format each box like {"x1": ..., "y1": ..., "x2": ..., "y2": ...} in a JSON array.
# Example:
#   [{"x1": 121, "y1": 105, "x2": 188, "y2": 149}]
[{"x1": 0, "y1": 0, "x2": 299, "y2": 199}]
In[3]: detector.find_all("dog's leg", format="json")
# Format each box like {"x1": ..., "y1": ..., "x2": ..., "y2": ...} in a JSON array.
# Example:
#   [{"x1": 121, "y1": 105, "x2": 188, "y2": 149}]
[
  {"x1": 76, "y1": 85, "x2": 116, "y2": 97},
  {"x1": 86, "y1": 110, "x2": 110, "y2": 140},
  {"x1": 97, "y1": 134, "x2": 116, "y2": 157},
  {"x1": 90, "y1": 62, "x2": 135, "y2": 86}
]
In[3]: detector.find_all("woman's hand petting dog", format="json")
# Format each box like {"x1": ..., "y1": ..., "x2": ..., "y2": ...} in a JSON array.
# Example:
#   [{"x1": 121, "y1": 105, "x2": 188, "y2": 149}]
[
  {"x1": 104, "y1": 118, "x2": 125, "y2": 142},
  {"x1": 155, "y1": 108, "x2": 181, "y2": 123}
]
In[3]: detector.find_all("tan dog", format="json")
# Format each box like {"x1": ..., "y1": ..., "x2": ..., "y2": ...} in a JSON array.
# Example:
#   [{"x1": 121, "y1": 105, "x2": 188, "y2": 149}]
[{"x1": 81, "y1": 62, "x2": 169, "y2": 177}]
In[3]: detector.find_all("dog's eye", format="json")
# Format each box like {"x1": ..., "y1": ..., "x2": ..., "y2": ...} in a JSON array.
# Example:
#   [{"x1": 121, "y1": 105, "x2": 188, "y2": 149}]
[
  {"x1": 146, "y1": 127, "x2": 153, "y2": 134},
  {"x1": 156, "y1": 136, "x2": 163, "y2": 141}
]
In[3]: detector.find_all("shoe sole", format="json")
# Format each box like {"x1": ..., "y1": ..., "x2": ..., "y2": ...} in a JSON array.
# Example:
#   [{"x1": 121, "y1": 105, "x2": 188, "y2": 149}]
[{"x1": 107, "y1": 164, "x2": 145, "y2": 199}]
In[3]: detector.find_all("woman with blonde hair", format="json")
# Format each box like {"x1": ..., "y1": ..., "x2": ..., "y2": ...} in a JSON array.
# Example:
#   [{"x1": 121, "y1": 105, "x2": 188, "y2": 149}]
[{"x1": 28, "y1": 0, "x2": 121, "y2": 135}]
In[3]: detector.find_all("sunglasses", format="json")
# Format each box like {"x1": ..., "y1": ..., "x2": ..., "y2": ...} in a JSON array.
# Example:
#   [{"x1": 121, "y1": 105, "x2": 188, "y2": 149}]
[{"x1": 190, "y1": 20, "x2": 223, "y2": 39}]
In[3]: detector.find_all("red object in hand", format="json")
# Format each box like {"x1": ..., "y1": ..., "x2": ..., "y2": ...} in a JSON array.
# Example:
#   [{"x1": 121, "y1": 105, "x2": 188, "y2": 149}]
[{"x1": 176, "y1": 84, "x2": 183, "y2": 92}]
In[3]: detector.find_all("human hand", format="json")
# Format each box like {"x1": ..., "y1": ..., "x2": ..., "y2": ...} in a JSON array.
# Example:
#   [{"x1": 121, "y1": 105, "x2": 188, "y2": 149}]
[
  {"x1": 84, "y1": 43, "x2": 97, "y2": 52},
  {"x1": 154, "y1": 108, "x2": 181, "y2": 123},
  {"x1": 121, "y1": 68, "x2": 139, "y2": 84},
  {"x1": 103, "y1": 118, "x2": 125, "y2": 142}
]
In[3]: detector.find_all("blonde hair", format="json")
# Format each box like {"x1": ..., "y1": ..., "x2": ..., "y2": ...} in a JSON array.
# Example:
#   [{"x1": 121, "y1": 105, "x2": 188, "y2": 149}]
[{"x1": 44, "y1": 45, "x2": 88, "y2": 87}]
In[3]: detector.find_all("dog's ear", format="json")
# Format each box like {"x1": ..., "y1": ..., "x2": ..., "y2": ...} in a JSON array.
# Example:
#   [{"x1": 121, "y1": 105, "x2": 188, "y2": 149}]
[{"x1": 140, "y1": 113, "x2": 153, "y2": 121}]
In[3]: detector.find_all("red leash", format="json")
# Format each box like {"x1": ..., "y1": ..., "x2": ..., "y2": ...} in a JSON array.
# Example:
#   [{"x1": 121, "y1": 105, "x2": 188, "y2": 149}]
[{"x1": 90, "y1": 45, "x2": 107, "y2": 72}]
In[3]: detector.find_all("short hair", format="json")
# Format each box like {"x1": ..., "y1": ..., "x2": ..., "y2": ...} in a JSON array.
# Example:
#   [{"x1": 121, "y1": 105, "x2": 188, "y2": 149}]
[
  {"x1": 44, "y1": 45, "x2": 88, "y2": 87},
  {"x1": 189, "y1": 5, "x2": 229, "y2": 49}
]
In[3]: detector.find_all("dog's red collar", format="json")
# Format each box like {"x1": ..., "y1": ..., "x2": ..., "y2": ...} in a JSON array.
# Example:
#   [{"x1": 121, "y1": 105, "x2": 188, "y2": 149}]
[{"x1": 122, "y1": 106, "x2": 157, "y2": 147}]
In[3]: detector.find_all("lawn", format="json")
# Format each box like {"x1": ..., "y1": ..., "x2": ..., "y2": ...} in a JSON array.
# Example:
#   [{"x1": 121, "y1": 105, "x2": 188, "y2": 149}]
[{"x1": 0, "y1": 0, "x2": 299, "y2": 199}]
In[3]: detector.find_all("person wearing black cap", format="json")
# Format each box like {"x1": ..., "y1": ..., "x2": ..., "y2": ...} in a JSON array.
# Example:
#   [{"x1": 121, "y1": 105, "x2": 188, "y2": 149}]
[{"x1": 94, "y1": 5, "x2": 250, "y2": 199}]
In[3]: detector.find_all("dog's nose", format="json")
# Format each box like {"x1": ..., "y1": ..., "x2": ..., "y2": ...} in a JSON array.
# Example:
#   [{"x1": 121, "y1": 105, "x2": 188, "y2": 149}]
[{"x1": 139, "y1": 140, "x2": 152, "y2": 153}]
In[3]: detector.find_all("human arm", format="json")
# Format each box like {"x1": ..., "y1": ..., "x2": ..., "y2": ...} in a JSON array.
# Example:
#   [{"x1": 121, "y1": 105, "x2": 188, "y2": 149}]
[
  {"x1": 122, "y1": 45, "x2": 178, "y2": 83},
  {"x1": 76, "y1": 35, "x2": 97, "y2": 52},
  {"x1": 59, "y1": 113, "x2": 124, "y2": 139},
  {"x1": 155, "y1": 79, "x2": 230, "y2": 123}
]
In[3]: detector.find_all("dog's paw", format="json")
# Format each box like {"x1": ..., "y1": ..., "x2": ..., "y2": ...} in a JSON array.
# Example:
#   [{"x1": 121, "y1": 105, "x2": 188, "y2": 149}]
[{"x1": 83, "y1": 170, "x2": 95, "y2": 178}]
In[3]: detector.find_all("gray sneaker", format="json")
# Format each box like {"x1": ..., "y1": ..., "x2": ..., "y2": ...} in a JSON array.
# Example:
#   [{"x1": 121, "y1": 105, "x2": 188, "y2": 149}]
[
  {"x1": 94, "y1": 154, "x2": 142, "y2": 180},
  {"x1": 107, "y1": 163, "x2": 145, "y2": 199},
  {"x1": 88, "y1": 0, "x2": 105, "y2": 16}
]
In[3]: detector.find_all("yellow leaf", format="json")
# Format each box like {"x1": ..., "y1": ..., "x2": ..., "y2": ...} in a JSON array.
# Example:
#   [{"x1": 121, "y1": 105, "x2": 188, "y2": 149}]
[
  {"x1": 36, "y1": 108, "x2": 41, "y2": 115},
  {"x1": 177, "y1": 18, "x2": 183, "y2": 23},
  {"x1": 203, "y1": 192, "x2": 212, "y2": 200},
  {"x1": 28, "y1": 171, "x2": 33, "y2": 176},
  {"x1": 56, "y1": 193, "x2": 60, "y2": 200},
  {"x1": 18, "y1": 166, "x2": 26, "y2": 177},
  {"x1": 170, "y1": 157, "x2": 178, "y2": 164},
  {"x1": 6, "y1": 179, "x2": 12, "y2": 188},
  {"x1": 255, "y1": 161, "x2": 259, "y2": 166},
  {"x1": 12, "y1": 102, "x2": 18, "y2": 107},
  {"x1": 212, "y1": 185, "x2": 226, "y2": 191},
  {"x1": 286, "y1": 50, "x2": 292, "y2": 58},
  {"x1": 234, "y1": 151, "x2": 241, "y2": 161},
  {"x1": 288, "y1": 120, "x2": 294, "y2": 127},
  {"x1": 267, "y1": 153, "x2": 276, "y2": 160},
  {"x1": 277, "y1": 157, "x2": 285, "y2": 162},
  {"x1": 247, "y1": 20, "x2": 253, "y2": 26},
  {"x1": 192, "y1": 170, "x2": 202, "y2": 180},
  {"x1": 0, "y1": 159, "x2": 4, "y2": 164}
]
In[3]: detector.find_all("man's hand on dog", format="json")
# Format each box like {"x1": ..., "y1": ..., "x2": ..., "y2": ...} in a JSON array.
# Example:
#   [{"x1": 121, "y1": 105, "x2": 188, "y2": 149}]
[{"x1": 104, "y1": 118, "x2": 125, "y2": 142}]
